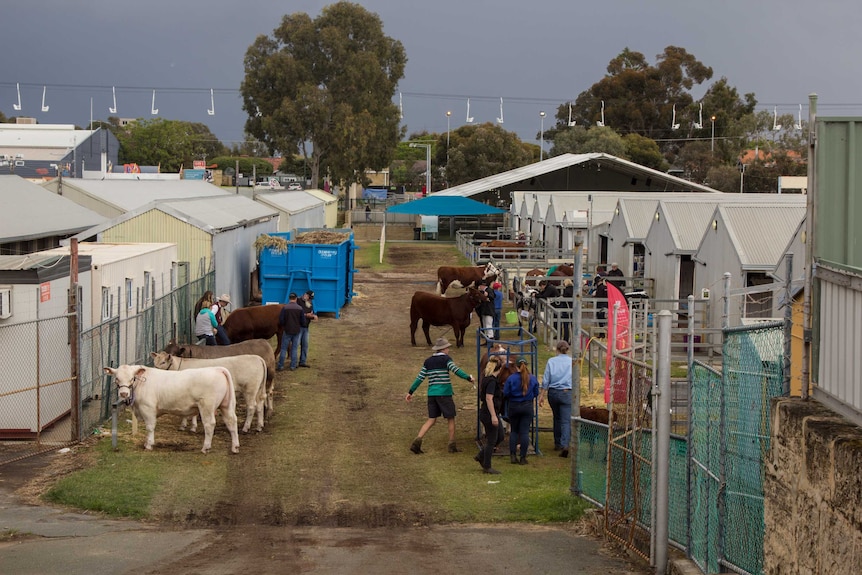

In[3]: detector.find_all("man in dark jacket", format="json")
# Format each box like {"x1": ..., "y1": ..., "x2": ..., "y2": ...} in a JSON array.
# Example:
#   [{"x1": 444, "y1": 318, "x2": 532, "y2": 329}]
[
  {"x1": 475, "y1": 281, "x2": 496, "y2": 339},
  {"x1": 277, "y1": 293, "x2": 305, "y2": 371}
]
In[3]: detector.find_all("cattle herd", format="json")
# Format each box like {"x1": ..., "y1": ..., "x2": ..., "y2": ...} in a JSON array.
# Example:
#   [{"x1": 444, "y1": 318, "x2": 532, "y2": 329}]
[{"x1": 108, "y1": 259, "x2": 596, "y2": 454}]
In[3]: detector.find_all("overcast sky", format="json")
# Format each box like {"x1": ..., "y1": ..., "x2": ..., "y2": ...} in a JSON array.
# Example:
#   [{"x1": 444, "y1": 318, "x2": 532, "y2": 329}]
[{"x1": 1, "y1": 1, "x2": 858, "y2": 151}]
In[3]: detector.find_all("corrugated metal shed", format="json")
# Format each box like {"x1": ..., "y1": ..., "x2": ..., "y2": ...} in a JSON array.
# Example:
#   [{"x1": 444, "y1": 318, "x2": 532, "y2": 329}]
[
  {"x1": 0, "y1": 174, "x2": 105, "y2": 243},
  {"x1": 41, "y1": 179, "x2": 229, "y2": 218},
  {"x1": 718, "y1": 204, "x2": 807, "y2": 269},
  {"x1": 160, "y1": 195, "x2": 278, "y2": 232},
  {"x1": 660, "y1": 201, "x2": 726, "y2": 252},
  {"x1": 436, "y1": 153, "x2": 720, "y2": 197},
  {"x1": 0, "y1": 123, "x2": 94, "y2": 157},
  {"x1": 254, "y1": 191, "x2": 326, "y2": 233}
]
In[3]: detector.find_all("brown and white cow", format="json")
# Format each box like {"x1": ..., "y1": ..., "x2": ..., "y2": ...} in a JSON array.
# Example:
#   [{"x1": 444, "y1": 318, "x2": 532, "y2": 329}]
[
  {"x1": 150, "y1": 351, "x2": 267, "y2": 434},
  {"x1": 410, "y1": 287, "x2": 488, "y2": 348},
  {"x1": 163, "y1": 339, "x2": 276, "y2": 413},
  {"x1": 436, "y1": 262, "x2": 499, "y2": 295},
  {"x1": 106, "y1": 365, "x2": 240, "y2": 454}
]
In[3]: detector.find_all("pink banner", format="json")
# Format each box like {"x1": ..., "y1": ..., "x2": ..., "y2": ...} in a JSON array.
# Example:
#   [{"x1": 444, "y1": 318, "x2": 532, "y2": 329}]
[{"x1": 604, "y1": 282, "x2": 630, "y2": 404}]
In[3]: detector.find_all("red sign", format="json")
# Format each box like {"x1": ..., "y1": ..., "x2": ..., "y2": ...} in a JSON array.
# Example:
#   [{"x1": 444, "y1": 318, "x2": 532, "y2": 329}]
[
  {"x1": 193, "y1": 160, "x2": 206, "y2": 169},
  {"x1": 40, "y1": 282, "x2": 51, "y2": 302},
  {"x1": 604, "y1": 282, "x2": 630, "y2": 404}
]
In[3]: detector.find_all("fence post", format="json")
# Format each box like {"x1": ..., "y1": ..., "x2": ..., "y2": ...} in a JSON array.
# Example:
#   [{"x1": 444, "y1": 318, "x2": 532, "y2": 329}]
[
  {"x1": 654, "y1": 310, "x2": 672, "y2": 573},
  {"x1": 722, "y1": 272, "x2": 732, "y2": 329},
  {"x1": 70, "y1": 238, "x2": 81, "y2": 441},
  {"x1": 688, "y1": 294, "x2": 695, "y2": 366},
  {"x1": 783, "y1": 254, "x2": 793, "y2": 396}
]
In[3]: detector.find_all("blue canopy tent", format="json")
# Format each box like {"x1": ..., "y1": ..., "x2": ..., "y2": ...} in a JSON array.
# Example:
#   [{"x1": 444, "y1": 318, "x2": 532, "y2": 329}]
[
  {"x1": 380, "y1": 196, "x2": 506, "y2": 261},
  {"x1": 385, "y1": 195, "x2": 506, "y2": 216}
]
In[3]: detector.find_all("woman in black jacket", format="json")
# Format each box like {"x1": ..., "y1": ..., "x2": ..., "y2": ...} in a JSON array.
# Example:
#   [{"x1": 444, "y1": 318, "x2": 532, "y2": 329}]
[{"x1": 475, "y1": 356, "x2": 505, "y2": 474}]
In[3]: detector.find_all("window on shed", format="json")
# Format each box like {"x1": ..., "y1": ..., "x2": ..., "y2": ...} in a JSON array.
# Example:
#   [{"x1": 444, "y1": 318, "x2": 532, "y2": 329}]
[
  {"x1": 101, "y1": 286, "x2": 112, "y2": 320},
  {"x1": 143, "y1": 271, "x2": 151, "y2": 304},
  {"x1": 125, "y1": 278, "x2": 133, "y2": 310},
  {"x1": 744, "y1": 272, "x2": 774, "y2": 319}
]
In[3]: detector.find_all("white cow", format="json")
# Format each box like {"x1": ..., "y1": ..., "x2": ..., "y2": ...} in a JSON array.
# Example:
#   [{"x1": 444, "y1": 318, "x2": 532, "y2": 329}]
[
  {"x1": 106, "y1": 364, "x2": 240, "y2": 454},
  {"x1": 150, "y1": 351, "x2": 267, "y2": 433}
]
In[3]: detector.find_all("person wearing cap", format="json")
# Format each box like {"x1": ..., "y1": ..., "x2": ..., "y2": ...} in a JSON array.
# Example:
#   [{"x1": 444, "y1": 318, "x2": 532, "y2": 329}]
[
  {"x1": 503, "y1": 357, "x2": 540, "y2": 465},
  {"x1": 298, "y1": 290, "x2": 317, "y2": 368},
  {"x1": 405, "y1": 337, "x2": 475, "y2": 455},
  {"x1": 210, "y1": 294, "x2": 232, "y2": 345},
  {"x1": 540, "y1": 340, "x2": 573, "y2": 457},
  {"x1": 606, "y1": 262, "x2": 625, "y2": 291},
  {"x1": 277, "y1": 293, "x2": 305, "y2": 371},
  {"x1": 491, "y1": 281, "x2": 504, "y2": 338}
]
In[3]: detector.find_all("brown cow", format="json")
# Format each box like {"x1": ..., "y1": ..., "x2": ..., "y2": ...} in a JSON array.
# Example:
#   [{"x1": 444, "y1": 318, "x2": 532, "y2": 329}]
[
  {"x1": 223, "y1": 304, "x2": 283, "y2": 353},
  {"x1": 410, "y1": 287, "x2": 488, "y2": 347},
  {"x1": 163, "y1": 339, "x2": 277, "y2": 413},
  {"x1": 436, "y1": 262, "x2": 499, "y2": 295}
]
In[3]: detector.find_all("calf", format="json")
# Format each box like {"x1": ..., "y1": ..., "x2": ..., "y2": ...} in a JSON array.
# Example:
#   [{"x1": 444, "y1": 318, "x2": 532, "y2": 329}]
[
  {"x1": 106, "y1": 365, "x2": 240, "y2": 454},
  {"x1": 410, "y1": 287, "x2": 487, "y2": 348},
  {"x1": 163, "y1": 339, "x2": 276, "y2": 413},
  {"x1": 151, "y1": 352, "x2": 267, "y2": 434}
]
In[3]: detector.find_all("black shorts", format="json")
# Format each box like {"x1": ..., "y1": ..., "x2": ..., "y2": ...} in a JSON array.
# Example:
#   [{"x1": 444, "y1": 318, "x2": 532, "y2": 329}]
[{"x1": 427, "y1": 395, "x2": 457, "y2": 419}]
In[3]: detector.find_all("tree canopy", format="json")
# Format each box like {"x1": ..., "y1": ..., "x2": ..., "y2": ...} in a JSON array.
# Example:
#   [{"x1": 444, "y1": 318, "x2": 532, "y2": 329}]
[
  {"x1": 240, "y1": 1, "x2": 406, "y2": 189},
  {"x1": 438, "y1": 123, "x2": 533, "y2": 187},
  {"x1": 562, "y1": 46, "x2": 713, "y2": 143},
  {"x1": 114, "y1": 118, "x2": 226, "y2": 172}
]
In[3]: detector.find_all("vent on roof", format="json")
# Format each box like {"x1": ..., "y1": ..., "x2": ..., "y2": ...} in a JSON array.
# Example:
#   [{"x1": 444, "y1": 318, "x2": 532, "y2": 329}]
[{"x1": 0, "y1": 288, "x2": 12, "y2": 319}]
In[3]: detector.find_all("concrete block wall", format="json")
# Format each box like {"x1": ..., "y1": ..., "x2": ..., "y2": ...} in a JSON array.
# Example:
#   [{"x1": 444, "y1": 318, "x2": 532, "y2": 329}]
[{"x1": 764, "y1": 398, "x2": 862, "y2": 574}]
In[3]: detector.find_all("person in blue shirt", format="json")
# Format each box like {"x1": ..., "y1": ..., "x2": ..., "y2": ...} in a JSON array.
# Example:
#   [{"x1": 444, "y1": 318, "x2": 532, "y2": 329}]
[
  {"x1": 491, "y1": 281, "x2": 504, "y2": 338},
  {"x1": 503, "y1": 358, "x2": 539, "y2": 465},
  {"x1": 540, "y1": 340, "x2": 573, "y2": 457}
]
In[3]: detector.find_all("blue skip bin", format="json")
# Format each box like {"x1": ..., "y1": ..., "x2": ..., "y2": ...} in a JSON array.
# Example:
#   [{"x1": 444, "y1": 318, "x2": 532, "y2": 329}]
[{"x1": 259, "y1": 229, "x2": 358, "y2": 318}]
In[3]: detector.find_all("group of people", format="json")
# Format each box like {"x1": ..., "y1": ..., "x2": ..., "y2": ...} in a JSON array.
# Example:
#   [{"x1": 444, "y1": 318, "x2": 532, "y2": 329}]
[
  {"x1": 194, "y1": 291, "x2": 232, "y2": 346},
  {"x1": 406, "y1": 336, "x2": 574, "y2": 475},
  {"x1": 276, "y1": 290, "x2": 318, "y2": 371}
]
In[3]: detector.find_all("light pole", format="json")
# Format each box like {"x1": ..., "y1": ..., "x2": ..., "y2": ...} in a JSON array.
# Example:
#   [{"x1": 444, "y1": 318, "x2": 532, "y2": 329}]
[
  {"x1": 409, "y1": 142, "x2": 432, "y2": 196},
  {"x1": 710, "y1": 115, "x2": 716, "y2": 155},
  {"x1": 445, "y1": 110, "x2": 451, "y2": 166},
  {"x1": 539, "y1": 111, "x2": 546, "y2": 161}
]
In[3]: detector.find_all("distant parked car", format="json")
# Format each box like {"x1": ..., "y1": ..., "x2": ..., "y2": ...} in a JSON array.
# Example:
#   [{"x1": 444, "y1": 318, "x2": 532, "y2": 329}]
[{"x1": 287, "y1": 182, "x2": 303, "y2": 191}]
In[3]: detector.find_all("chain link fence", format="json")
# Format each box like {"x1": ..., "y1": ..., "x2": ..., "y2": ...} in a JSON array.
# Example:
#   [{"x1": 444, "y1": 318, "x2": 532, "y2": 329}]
[
  {"x1": 575, "y1": 320, "x2": 786, "y2": 575},
  {"x1": 0, "y1": 271, "x2": 215, "y2": 466}
]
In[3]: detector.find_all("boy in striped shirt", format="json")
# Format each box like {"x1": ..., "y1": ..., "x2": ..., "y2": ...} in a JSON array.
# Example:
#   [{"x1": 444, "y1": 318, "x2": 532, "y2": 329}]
[{"x1": 405, "y1": 337, "x2": 475, "y2": 454}]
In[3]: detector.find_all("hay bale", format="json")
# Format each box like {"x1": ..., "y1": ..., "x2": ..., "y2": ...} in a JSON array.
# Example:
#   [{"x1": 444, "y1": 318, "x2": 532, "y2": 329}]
[{"x1": 293, "y1": 231, "x2": 350, "y2": 245}]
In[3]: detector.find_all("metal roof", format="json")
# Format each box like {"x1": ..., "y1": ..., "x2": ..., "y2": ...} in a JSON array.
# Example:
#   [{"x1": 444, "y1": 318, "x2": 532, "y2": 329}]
[
  {"x1": 659, "y1": 201, "x2": 720, "y2": 252},
  {"x1": 159, "y1": 196, "x2": 279, "y2": 231},
  {"x1": 70, "y1": 195, "x2": 278, "y2": 241},
  {"x1": 718, "y1": 204, "x2": 807, "y2": 268},
  {"x1": 53, "y1": 179, "x2": 230, "y2": 212},
  {"x1": 0, "y1": 253, "x2": 67, "y2": 271},
  {"x1": 0, "y1": 123, "x2": 96, "y2": 159},
  {"x1": 435, "y1": 153, "x2": 720, "y2": 197},
  {"x1": 254, "y1": 191, "x2": 324, "y2": 214},
  {"x1": 37, "y1": 242, "x2": 176, "y2": 265},
  {"x1": 0, "y1": 174, "x2": 106, "y2": 242},
  {"x1": 617, "y1": 198, "x2": 662, "y2": 239},
  {"x1": 302, "y1": 188, "x2": 339, "y2": 205}
]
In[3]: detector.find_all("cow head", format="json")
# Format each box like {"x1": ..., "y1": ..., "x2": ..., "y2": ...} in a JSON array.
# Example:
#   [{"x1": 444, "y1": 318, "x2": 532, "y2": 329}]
[
  {"x1": 483, "y1": 261, "x2": 500, "y2": 280},
  {"x1": 105, "y1": 365, "x2": 147, "y2": 401},
  {"x1": 466, "y1": 286, "x2": 489, "y2": 307},
  {"x1": 150, "y1": 351, "x2": 173, "y2": 370}
]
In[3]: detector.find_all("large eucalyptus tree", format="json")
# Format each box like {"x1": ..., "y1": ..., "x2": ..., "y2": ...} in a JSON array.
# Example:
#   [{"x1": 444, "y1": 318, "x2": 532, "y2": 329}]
[{"x1": 240, "y1": 2, "x2": 406, "y2": 189}]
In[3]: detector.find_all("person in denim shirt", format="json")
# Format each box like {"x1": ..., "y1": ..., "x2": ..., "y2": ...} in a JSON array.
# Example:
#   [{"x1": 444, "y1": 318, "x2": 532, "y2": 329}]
[
  {"x1": 540, "y1": 340, "x2": 573, "y2": 457},
  {"x1": 491, "y1": 281, "x2": 504, "y2": 337},
  {"x1": 277, "y1": 293, "x2": 304, "y2": 371},
  {"x1": 503, "y1": 358, "x2": 539, "y2": 465}
]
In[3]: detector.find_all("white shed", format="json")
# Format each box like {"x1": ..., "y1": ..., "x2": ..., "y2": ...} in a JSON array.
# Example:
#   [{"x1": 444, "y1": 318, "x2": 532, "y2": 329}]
[
  {"x1": 694, "y1": 204, "x2": 806, "y2": 328},
  {"x1": 0, "y1": 253, "x2": 93, "y2": 436}
]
